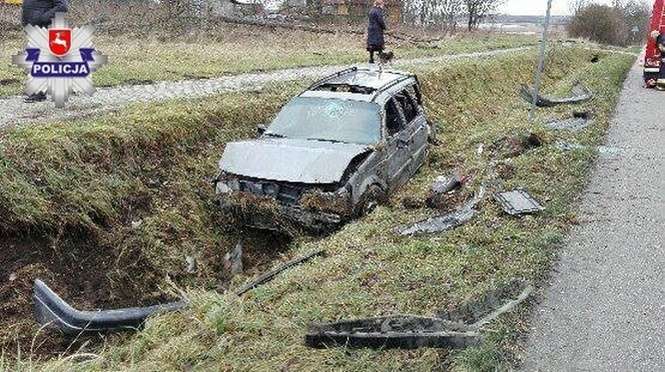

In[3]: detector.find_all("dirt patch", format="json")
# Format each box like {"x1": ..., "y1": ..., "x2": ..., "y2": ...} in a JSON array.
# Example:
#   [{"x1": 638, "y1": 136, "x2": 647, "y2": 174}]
[
  {"x1": 426, "y1": 190, "x2": 472, "y2": 213},
  {"x1": 0, "y1": 227, "x2": 290, "y2": 360},
  {"x1": 489, "y1": 133, "x2": 543, "y2": 159}
]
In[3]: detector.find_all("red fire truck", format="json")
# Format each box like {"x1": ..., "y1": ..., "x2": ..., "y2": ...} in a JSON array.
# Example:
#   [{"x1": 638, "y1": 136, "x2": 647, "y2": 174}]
[{"x1": 644, "y1": 0, "x2": 665, "y2": 87}]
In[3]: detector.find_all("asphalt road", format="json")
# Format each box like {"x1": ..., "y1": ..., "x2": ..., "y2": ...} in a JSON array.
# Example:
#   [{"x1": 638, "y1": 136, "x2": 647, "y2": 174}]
[
  {"x1": 522, "y1": 62, "x2": 665, "y2": 370},
  {"x1": 0, "y1": 47, "x2": 532, "y2": 128}
]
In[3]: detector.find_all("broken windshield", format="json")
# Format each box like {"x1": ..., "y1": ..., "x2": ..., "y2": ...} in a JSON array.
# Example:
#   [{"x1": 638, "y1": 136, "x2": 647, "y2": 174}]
[{"x1": 265, "y1": 97, "x2": 381, "y2": 145}]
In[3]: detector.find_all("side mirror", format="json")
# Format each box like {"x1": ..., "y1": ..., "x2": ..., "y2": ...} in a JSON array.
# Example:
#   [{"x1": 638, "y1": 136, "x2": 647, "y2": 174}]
[{"x1": 257, "y1": 124, "x2": 267, "y2": 136}]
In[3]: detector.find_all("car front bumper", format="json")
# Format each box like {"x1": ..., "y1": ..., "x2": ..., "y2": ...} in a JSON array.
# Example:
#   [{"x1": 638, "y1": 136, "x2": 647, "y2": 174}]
[{"x1": 218, "y1": 192, "x2": 346, "y2": 234}]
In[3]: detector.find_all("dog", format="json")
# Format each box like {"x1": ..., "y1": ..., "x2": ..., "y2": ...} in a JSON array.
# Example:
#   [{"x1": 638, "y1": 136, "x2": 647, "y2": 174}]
[{"x1": 377, "y1": 51, "x2": 394, "y2": 72}]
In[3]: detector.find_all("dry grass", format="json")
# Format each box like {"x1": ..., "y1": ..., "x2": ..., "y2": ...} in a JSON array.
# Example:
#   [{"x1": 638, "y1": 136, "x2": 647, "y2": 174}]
[
  {"x1": 0, "y1": 44, "x2": 635, "y2": 370},
  {"x1": 0, "y1": 24, "x2": 536, "y2": 97}
]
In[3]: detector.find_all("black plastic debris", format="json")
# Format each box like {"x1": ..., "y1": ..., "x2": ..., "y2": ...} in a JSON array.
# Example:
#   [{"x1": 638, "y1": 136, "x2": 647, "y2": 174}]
[
  {"x1": 520, "y1": 82, "x2": 593, "y2": 107},
  {"x1": 397, "y1": 187, "x2": 485, "y2": 236},
  {"x1": 305, "y1": 283, "x2": 534, "y2": 350},
  {"x1": 572, "y1": 110, "x2": 591, "y2": 119},
  {"x1": 305, "y1": 315, "x2": 480, "y2": 350},
  {"x1": 235, "y1": 249, "x2": 326, "y2": 296},
  {"x1": 494, "y1": 189, "x2": 544, "y2": 216},
  {"x1": 33, "y1": 280, "x2": 186, "y2": 335}
]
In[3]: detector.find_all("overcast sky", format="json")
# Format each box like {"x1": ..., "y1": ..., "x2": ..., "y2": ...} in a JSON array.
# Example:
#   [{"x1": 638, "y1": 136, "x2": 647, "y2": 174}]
[{"x1": 499, "y1": 0, "x2": 615, "y2": 16}]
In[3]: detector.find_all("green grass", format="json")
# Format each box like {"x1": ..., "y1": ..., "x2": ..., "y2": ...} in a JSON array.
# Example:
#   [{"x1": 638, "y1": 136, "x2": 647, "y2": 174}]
[
  {"x1": 0, "y1": 45, "x2": 634, "y2": 370},
  {"x1": 0, "y1": 27, "x2": 536, "y2": 97}
]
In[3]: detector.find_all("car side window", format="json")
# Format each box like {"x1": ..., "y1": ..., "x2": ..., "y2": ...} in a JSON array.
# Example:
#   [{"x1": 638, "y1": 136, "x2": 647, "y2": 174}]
[
  {"x1": 395, "y1": 89, "x2": 418, "y2": 124},
  {"x1": 385, "y1": 98, "x2": 404, "y2": 137}
]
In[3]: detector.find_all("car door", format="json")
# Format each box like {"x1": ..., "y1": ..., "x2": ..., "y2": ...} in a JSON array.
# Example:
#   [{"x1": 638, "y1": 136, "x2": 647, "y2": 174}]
[
  {"x1": 383, "y1": 96, "x2": 412, "y2": 189},
  {"x1": 395, "y1": 85, "x2": 429, "y2": 175}
]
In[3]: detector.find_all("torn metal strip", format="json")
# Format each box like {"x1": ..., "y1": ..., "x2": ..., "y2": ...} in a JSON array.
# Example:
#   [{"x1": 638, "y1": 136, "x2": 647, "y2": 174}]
[{"x1": 396, "y1": 186, "x2": 485, "y2": 236}]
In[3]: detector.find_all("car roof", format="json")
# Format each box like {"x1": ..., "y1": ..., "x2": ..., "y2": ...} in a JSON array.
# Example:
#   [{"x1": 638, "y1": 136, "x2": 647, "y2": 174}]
[{"x1": 302, "y1": 67, "x2": 417, "y2": 103}]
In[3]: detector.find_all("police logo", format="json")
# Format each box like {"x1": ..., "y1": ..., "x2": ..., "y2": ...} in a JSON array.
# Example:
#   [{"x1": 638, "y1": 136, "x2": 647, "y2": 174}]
[{"x1": 12, "y1": 13, "x2": 108, "y2": 108}]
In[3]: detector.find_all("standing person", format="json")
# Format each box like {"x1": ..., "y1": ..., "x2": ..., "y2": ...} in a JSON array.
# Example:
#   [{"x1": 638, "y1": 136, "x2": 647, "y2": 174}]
[
  {"x1": 367, "y1": 0, "x2": 386, "y2": 65},
  {"x1": 21, "y1": 0, "x2": 68, "y2": 103},
  {"x1": 654, "y1": 30, "x2": 665, "y2": 91}
]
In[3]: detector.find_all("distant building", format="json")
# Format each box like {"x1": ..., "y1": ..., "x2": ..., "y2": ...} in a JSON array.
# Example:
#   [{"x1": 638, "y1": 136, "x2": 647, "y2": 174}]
[{"x1": 321, "y1": 0, "x2": 401, "y2": 23}]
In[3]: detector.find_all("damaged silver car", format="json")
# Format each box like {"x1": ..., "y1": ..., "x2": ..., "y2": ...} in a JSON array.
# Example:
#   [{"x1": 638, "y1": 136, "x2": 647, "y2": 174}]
[{"x1": 215, "y1": 67, "x2": 433, "y2": 233}]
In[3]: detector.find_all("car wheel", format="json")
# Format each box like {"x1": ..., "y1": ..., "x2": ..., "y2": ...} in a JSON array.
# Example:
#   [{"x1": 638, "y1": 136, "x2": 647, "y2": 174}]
[{"x1": 356, "y1": 185, "x2": 385, "y2": 217}]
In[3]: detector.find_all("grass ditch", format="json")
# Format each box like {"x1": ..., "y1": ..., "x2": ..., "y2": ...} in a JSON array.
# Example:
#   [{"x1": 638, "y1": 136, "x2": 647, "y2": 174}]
[
  {"x1": 0, "y1": 26, "x2": 536, "y2": 97},
  {"x1": 0, "y1": 85, "x2": 301, "y2": 358},
  {"x1": 0, "y1": 46, "x2": 634, "y2": 370}
]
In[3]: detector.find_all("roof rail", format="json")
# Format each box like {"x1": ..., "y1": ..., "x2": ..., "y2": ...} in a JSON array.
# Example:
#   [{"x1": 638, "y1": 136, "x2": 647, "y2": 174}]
[
  {"x1": 306, "y1": 66, "x2": 359, "y2": 91},
  {"x1": 370, "y1": 75, "x2": 413, "y2": 102}
]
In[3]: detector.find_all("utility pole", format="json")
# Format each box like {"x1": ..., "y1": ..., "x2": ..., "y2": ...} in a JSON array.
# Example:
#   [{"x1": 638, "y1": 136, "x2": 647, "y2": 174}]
[{"x1": 529, "y1": 0, "x2": 554, "y2": 122}]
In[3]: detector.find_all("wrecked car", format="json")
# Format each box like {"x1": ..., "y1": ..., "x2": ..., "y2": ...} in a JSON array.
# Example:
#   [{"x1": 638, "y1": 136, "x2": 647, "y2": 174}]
[{"x1": 215, "y1": 67, "x2": 434, "y2": 232}]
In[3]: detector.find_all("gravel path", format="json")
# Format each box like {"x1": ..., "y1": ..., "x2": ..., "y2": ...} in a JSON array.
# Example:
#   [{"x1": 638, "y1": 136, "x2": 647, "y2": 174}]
[
  {"x1": 522, "y1": 61, "x2": 665, "y2": 370},
  {"x1": 0, "y1": 47, "x2": 530, "y2": 128}
]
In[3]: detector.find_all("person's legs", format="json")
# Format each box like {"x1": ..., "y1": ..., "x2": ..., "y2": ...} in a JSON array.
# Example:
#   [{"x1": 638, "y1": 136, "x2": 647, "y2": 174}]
[
  {"x1": 657, "y1": 60, "x2": 665, "y2": 91},
  {"x1": 369, "y1": 50, "x2": 375, "y2": 64}
]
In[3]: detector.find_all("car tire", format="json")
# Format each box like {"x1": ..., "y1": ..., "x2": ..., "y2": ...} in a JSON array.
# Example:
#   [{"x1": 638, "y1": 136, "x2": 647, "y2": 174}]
[{"x1": 356, "y1": 185, "x2": 385, "y2": 217}]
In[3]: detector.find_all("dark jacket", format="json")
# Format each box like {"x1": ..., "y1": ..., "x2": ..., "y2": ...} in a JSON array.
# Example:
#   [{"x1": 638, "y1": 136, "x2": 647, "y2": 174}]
[
  {"x1": 367, "y1": 6, "x2": 386, "y2": 49},
  {"x1": 22, "y1": 0, "x2": 68, "y2": 27}
]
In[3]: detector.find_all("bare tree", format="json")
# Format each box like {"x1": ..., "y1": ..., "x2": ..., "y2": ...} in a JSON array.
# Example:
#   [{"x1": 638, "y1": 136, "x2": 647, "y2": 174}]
[
  {"x1": 464, "y1": 0, "x2": 504, "y2": 31},
  {"x1": 402, "y1": 0, "x2": 463, "y2": 33},
  {"x1": 569, "y1": 0, "x2": 589, "y2": 15}
]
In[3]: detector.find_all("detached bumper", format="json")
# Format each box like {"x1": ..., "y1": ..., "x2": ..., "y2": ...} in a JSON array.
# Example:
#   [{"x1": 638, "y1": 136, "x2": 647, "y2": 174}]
[{"x1": 33, "y1": 280, "x2": 186, "y2": 335}]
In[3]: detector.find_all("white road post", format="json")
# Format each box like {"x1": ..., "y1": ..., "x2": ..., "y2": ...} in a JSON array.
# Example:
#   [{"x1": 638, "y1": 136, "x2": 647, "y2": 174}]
[{"x1": 529, "y1": 0, "x2": 554, "y2": 122}]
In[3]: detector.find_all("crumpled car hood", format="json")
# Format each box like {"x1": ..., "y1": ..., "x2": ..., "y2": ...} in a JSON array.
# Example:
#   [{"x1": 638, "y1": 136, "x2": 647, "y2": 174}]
[{"x1": 220, "y1": 138, "x2": 372, "y2": 184}]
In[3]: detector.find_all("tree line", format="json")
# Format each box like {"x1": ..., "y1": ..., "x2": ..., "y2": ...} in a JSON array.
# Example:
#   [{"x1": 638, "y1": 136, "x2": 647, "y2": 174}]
[
  {"x1": 568, "y1": 0, "x2": 652, "y2": 46},
  {"x1": 398, "y1": 0, "x2": 506, "y2": 33}
]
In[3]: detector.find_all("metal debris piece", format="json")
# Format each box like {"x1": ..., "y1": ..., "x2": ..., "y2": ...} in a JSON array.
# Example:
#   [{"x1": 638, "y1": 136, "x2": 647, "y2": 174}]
[
  {"x1": 494, "y1": 189, "x2": 544, "y2": 216},
  {"x1": 235, "y1": 249, "x2": 326, "y2": 296},
  {"x1": 554, "y1": 141, "x2": 587, "y2": 151},
  {"x1": 439, "y1": 279, "x2": 534, "y2": 330},
  {"x1": 305, "y1": 315, "x2": 480, "y2": 350},
  {"x1": 397, "y1": 187, "x2": 485, "y2": 236},
  {"x1": 398, "y1": 208, "x2": 477, "y2": 236},
  {"x1": 597, "y1": 146, "x2": 623, "y2": 156},
  {"x1": 520, "y1": 82, "x2": 593, "y2": 107},
  {"x1": 33, "y1": 280, "x2": 186, "y2": 335},
  {"x1": 554, "y1": 141, "x2": 623, "y2": 156},
  {"x1": 224, "y1": 240, "x2": 244, "y2": 275},
  {"x1": 186, "y1": 256, "x2": 197, "y2": 274},
  {"x1": 470, "y1": 284, "x2": 534, "y2": 330},
  {"x1": 545, "y1": 117, "x2": 591, "y2": 131},
  {"x1": 431, "y1": 174, "x2": 463, "y2": 195}
]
